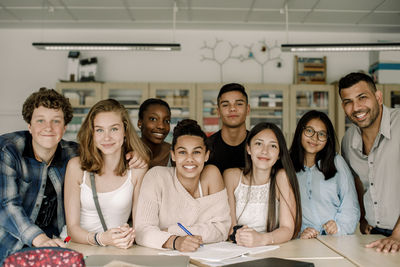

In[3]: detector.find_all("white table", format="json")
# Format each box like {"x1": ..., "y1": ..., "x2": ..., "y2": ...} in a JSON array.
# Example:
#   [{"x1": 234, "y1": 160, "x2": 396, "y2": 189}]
[
  {"x1": 68, "y1": 238, "x2": 353, "y2": 267},
  {"x1": 317, "y1": 234, "x2": 400, "y2": 267}
]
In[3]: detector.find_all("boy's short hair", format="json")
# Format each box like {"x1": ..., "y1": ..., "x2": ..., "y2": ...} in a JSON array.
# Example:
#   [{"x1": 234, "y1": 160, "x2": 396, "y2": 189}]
[
  {"x1": 22, "y1": 87, "x2": 73, "y2": 125},
  {"x1": 217, "y1": 83, "x2": 248, "y2": 105}
]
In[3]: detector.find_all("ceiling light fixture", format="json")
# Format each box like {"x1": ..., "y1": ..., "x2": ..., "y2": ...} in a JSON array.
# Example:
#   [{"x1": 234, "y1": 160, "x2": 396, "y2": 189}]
[
  {"x1": 281, "y1": 43, "x2": 400, "y2": 52},
  {"x1": 32, "y1": 42, "x2": 181, "y2": 51}
]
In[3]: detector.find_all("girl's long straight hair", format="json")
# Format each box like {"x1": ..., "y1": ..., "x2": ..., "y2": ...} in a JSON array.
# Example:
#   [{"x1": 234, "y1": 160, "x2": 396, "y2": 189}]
[{"x1": 243, "y1": 122, "x2": 302, "y2": 239}]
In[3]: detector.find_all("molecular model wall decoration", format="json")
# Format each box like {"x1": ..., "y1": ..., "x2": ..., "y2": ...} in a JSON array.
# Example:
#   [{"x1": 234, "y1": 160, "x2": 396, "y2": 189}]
[
  {"x1": 200, "y1": 38, "x2": 240, "y2": 82},
  {"x1": 200, "y1": 38, "x2": 282, "y2": 83},
  {"x1": 239, "y1": 40, "x2": 282, "y2": 83}
]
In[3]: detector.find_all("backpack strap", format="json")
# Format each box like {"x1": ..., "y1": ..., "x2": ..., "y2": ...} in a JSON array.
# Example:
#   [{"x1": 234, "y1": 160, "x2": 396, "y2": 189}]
[{"x1": 90, "y1": 172, "x2": 108, "y2": 232}]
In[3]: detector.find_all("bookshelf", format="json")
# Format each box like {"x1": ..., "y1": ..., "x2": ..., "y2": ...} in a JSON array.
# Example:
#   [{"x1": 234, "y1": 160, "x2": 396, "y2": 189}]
[
  {"x1": 290, "y1": 84, "x2": 335, "y2": 145},
  {"x1": 196, "y1": 83, "x2": 223, "y2": 137},
  {"x1": 295, "y1": 56, "x2": 327, "y2": 84},
  {"x1": 246, "y1": 83, "x2": 290, "y2": 141},
  {"x1": 149, "y1": 83, "x2": 196, "y2": 143},
  {"x1": 56, "y1": 82, "x2": 102, "y2": 141}
]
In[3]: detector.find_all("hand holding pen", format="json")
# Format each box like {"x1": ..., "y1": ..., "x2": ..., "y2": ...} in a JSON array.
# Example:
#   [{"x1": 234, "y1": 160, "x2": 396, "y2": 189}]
[{"x1": 173, "y1": 223, "x2": 203, "y2": 252}]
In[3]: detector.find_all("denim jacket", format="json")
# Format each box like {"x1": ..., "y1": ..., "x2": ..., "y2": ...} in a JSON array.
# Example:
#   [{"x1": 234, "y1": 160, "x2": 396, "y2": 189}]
[{"x1": 0, "y1": 131, "x2": 78, "y2": 261}]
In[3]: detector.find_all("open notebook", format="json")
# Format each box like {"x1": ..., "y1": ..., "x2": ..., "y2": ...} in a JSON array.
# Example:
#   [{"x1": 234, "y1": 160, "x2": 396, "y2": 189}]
[{"x1": 159, "y1": 241, "x2": 279, "y2": 262}]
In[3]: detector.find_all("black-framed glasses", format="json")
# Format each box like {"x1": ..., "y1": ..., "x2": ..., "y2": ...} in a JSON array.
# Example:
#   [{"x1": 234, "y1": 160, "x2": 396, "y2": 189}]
[{"x1": 303, "y1": 126, "x2": 328, "y2": 142}]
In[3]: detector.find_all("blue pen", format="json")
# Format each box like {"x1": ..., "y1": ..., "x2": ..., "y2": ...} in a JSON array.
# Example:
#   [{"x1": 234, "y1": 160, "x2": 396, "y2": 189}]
[{"x1": 177, "y1": 223, "x2": 203, "y2": 247}]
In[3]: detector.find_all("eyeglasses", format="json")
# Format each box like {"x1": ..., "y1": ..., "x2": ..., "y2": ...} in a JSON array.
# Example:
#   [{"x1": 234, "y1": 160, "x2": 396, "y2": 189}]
[{"x1": 303, "y1": 126, "x2": 328, "y2": 142}]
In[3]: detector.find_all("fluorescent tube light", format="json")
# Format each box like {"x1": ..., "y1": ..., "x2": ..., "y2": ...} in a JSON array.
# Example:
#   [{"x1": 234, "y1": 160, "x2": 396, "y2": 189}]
[
  {"x1": 281, "y1": 43, "x2": 400, "y2": 52},
  {"x1": 32, "y1": 42, "x2": 181, "y2": 51}
]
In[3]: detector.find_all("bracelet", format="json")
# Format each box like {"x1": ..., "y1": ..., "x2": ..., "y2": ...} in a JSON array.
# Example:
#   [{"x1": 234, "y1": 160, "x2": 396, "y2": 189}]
[
  {"x1": 97, "y1": 232, "x2": 106, "y2": 247},
  {"x1": 87, "y1": 232, "x2": 97, "y2": 246},
  {"x1": 172, "y1": 236, "x2": 180, "y2": 250},
  {"x1": 270, "y1": 233, "x2": 274, "y2": 245},
  {"x1": 93, "y1": 232, "x2": 101, "y2": 246}
]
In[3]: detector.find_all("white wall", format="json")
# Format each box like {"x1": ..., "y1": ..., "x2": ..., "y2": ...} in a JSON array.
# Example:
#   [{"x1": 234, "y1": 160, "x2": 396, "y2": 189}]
[{"x1": 0, "y1": 28, "x2": 398, "y2": 134}]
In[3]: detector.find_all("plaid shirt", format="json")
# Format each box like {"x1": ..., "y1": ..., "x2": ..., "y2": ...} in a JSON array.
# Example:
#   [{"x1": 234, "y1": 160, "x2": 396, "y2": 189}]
[{"x1": 0, "y1": 131, "x2": 78, "y2": 261}]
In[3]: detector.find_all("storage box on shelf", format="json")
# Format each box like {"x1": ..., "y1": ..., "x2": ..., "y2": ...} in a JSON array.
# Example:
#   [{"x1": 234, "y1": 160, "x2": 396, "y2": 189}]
[{"x1": 295, "y1": 56, "x2": 327, "y2": 84}]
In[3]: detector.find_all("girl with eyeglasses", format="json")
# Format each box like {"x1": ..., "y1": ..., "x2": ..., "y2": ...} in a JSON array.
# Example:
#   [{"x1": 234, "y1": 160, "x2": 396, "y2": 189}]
[{"x1": 289, "y1": 110, "x2": 360, "y2": 239}]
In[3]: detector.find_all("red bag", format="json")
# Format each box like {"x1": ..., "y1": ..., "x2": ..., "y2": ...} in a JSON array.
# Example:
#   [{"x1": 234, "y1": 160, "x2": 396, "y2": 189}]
[{"x1": 3, "y1": 247, "x2": 85, "y2": 267}]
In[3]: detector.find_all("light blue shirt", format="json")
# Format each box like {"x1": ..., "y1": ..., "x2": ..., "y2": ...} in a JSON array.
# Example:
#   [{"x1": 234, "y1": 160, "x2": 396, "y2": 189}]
[{"x1": 297, "y1": 154, "x2": 360, "y2": 235}]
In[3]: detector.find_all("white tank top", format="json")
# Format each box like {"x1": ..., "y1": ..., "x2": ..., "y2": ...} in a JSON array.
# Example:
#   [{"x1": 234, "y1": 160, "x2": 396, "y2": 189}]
[
  {"x1": 80, "y1": 170, "x2": 133, "y2": 233},
  {"x1": 234, "y1": 172, "x2": 270, "y2": 233}
]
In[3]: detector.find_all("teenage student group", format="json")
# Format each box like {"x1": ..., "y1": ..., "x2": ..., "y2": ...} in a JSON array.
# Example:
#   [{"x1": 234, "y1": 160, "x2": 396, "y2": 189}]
[{"x1": 0, "y1": 72, "x2": 399, "y2": 263}]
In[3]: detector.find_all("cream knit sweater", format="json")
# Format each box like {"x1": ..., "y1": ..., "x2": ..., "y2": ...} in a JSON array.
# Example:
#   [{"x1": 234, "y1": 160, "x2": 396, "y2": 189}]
[{"x1": 135, "y1": 166, "x2": 231, "y2": 249}]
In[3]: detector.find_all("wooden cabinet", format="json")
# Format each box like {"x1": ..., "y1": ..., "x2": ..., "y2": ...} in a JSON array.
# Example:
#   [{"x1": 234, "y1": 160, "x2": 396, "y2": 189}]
[
  {"x1": 56, "y1": 82, "x2": 102, "y2": 141},
  {"x1": 149, "y1": 83, "x2": 196, "y2": 142},
  {"x1": 246, "y1": 83, "x2": 290, "y2": 141},
  {"x1": 58, "y1": 81, "x2": 397, "y2": 147},
  {"x1": 102, "y1": 82, "x2": 149, "y2": 134},
  {"x1": 383, "y1": 84, "x2": 400, "y2": 108},
  {"x1": 289, "y1": 84, "x2": 335, "y2": 146},
  {"x1": 196, "y1": 83, "x2": 223, "y2": 137}
]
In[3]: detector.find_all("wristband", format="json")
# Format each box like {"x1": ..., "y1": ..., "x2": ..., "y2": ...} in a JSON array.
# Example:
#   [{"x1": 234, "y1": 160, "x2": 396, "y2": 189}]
[{"x1": 173, "y1": 236, "x2": 180, "y2": 250}]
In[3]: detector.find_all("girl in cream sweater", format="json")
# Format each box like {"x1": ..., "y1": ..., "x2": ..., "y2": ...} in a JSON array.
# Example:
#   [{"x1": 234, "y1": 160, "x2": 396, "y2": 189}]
[{"x1": 135, "y1": 119, "x2": 231, "y2": 252}]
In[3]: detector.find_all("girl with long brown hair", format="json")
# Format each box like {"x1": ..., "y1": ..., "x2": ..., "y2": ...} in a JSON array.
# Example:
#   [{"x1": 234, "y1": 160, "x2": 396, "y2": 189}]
[
  {"x1": 64, "y1": 99, "x2": 149, "y2": 248},
  {"x1": 224, "y1": 122, "x2": 301, "y2": 247}
]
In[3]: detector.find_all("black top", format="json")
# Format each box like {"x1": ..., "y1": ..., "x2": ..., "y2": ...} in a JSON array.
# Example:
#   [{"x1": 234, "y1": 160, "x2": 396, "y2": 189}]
[
  {"x1": 206, "y1": 130, "x2": 249, "y2": 174},
  {"x1": 24, "y1": 134, "x2": 60, "y2": 237}
]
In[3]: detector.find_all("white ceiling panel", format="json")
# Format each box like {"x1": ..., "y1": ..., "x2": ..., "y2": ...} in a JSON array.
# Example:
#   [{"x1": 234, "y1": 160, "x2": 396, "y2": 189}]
[
  {"x1": 62, "y1": 0, "x2": 125, "y2": 8},
  {"x1": 0, "y1": 0, "x2": 398, "y2": 32},
  {"x1": 126, "y1": 0, "x2": 174, "y2": 8},
  {"x1": 359, "y1": 12, "x2": 400, "y2": 25},
  {"x1": 0, "y1": 0, "x2": 44, "y2": 7},
  {"x1": 9, "y1": 9, "x2": 72, "y2": 20},
  {"x1": 254, "y1": 0, "x2": 286, "y2": 9},
  {"x1": 304, "y1": 11, "x2": 365, "y2": 24},
  {"x1": 71, "y1": 9, "x2": 131, "y2": 20},
  {"x1": 190, "y1": 10, "x2": 247, "y2": 22},
  {"x1": 247, "y1": 10, "x2": 287, "y2": 22},
  {"x1": 375, "y1": 0, "x2": 400, "y2": 11},
  {"x1": 316, "y1": 0, "x2": 383, "y2": 11},
  {"x1": 130, "y1": 9, "x2": 175, "y2": 21},
  {"x1": 287, "y1": 0, "x2": 321, "y2": 10},
  {"x1": 189, "y1": 0, "x2": 254, "y2": 9},
  {"x1": 0, "y1": 9, "x2": 15, "y2": 20}
]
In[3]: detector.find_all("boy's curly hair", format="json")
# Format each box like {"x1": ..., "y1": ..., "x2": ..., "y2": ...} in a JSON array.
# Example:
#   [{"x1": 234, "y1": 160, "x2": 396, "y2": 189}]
[{"x1": 22, "y1": 87, "x2": 73, "y2": 125}]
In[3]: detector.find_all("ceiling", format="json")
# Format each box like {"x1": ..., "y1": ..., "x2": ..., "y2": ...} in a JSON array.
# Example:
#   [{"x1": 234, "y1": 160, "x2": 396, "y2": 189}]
[{"x1": 0, "y1": 0, "x2": 400, "y2": 33}]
